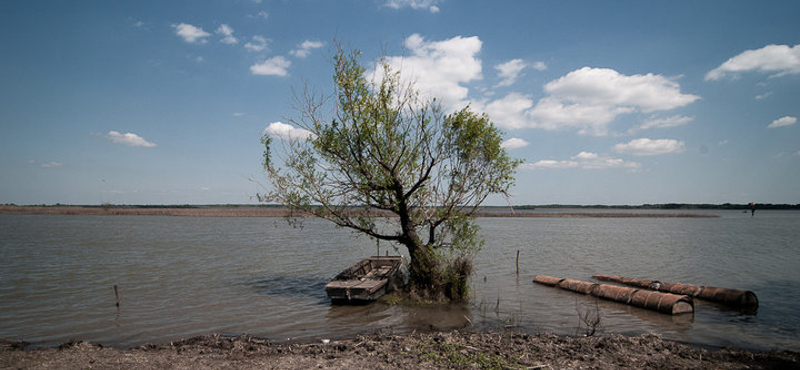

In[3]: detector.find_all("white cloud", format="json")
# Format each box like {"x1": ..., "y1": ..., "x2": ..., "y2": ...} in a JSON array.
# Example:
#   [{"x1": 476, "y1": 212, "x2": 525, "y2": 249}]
[
  {"x1": 384, "y1": 0, "x2": 441, "y2": 12},
  {"x1": 531, "y1": 61, "x2": 547, "y2": 71},
  {"x1": 290, "y1": 40, "x2": 324, "y2": 58},
  {"x1": 378, "y1": 34, "x2": 482, "y2": 110},
  {"x1": 29, "y1": 160, "x2": 63, "y2": 168},
  {"x1": 768, "y1": 116, "x2": 797, "y2": 129},
  {"x1": 500, "y1": 137, "x2": 529, "y2": 149},
  {"x1": 481, "y1": 93, "x2": 534, "y2": 129},
  {"x1": 248, "y1": 11, "x2": 269, "y2": 19},
  {"x1": 495, "y1": 59, "x2": 526, "y2": 87},
  {"x1": 216, "y1": 24, "x2": 237, "y2": 45},
  {"x1": 41, "y1": 161, "x2": 63, "y2": 168},
  {"x1": 519, "y1": 67, "x2": 700, "y2": 135},
  {"x1": 250, "y1": 56, "x2": 291, "y2": 76},
  {"x1": 706, "y1": 44, "x2": 800, "y2": 81},
  {"x1": 523, "y1": 151, "x2": 640, "y2": 170},
  {"x1": 612, "y1": 138, "x2": 685, "y2": 156},
  {"x1": 171, "y1": 23, "x2": 210, "y2": 44},
  {"x1": 755, "y1": 92, "x2": 772, "y2": 100},
  {"x1": 525, "y1": 159, "x2": 579, "y2": 169},
  {"x1": 244, "y1": 36, "x2": 269, "y2": 52},
  {"x1": 635, "y1": 115, "x2": 694, "y2": 132},
  {"x1": 264, "y1": 122, "x2": 314, "y2": 141},
  {"x1": 107, "y1": 131, "x2": 157, "y2": 147}
]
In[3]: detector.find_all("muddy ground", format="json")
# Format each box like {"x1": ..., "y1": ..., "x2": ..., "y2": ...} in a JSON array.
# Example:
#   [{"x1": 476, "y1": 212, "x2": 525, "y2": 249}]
[{"x1": 3, "y1": 331, "x2": 798, "y2": 370}]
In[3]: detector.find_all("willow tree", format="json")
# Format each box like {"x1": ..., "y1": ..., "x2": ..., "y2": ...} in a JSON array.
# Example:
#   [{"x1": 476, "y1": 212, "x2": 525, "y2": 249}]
[{"x1": 260, "y1": 47, "x2": 519, "y2": 300}]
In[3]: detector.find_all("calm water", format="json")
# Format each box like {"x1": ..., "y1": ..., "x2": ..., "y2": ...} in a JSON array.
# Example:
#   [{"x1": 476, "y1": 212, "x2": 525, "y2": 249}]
[{"x1": 1, "y1": 211, "x2": 798, "y2": 351}]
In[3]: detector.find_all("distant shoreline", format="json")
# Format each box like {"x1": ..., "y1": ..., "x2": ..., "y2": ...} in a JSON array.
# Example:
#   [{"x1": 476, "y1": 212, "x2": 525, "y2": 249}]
[{"x1": 0, "y1": 205, "x2": 720, "y2": 218}]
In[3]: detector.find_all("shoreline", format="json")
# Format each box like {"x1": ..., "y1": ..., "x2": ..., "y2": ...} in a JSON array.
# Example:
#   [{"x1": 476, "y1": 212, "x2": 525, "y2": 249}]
[
  {"x1": 0, "y1": 205, "x2": 719, "y2": 218},
  {"x1": 3, "y1": 331, "x2": 797, "y2": 369}
]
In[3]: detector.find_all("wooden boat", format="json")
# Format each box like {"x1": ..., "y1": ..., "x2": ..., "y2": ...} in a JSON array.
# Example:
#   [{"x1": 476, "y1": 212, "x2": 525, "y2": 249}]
[{"x1": 325, "y1": 256, "x2": 403, "y2": 303}]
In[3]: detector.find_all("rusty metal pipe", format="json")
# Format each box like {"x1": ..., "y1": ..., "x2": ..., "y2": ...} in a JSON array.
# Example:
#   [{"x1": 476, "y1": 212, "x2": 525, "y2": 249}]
[
  {"x1": 533, "y1": 275, "x2": 694, "y2": 315},
  {"x1": 593, "y1": 274, "x2": 758, "y2": 308}
]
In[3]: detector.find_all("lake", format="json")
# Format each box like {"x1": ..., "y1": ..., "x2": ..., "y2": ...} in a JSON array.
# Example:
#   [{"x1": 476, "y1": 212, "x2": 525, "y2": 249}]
[{"x1": 0, "y1": 210, "x2": 798, "y2": 351}]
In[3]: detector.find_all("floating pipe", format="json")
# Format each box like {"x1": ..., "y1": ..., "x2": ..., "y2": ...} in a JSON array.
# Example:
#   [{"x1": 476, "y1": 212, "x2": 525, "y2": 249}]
[
  {"x1": 592, "y1": 274, "x2": 758, "y2": 308},
  {"x1": 533, "y1": 275, "x2": 694, "y2": 315}
]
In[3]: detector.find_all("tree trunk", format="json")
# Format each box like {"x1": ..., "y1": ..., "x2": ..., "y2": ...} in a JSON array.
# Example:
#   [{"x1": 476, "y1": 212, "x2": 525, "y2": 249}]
[{"x1": 406, "y1": 242, "x2": 439, "y2": 291}]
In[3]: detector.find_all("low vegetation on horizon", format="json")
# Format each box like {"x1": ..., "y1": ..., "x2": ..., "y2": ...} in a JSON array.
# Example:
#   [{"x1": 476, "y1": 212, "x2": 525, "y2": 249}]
[{"x1": 3, "y1": 203, "x2": 799, "y2": 210}]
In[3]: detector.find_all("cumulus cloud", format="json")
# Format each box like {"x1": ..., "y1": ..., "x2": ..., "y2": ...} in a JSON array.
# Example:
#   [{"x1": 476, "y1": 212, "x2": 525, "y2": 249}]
[
  {"x1": 378, "y1": 34, "x2": 482, "y2": 110},
  {"x1": 495, "y1": 59, "x2": 526, "y2": 87},
  {"x1": 216, "y1": 24, "x2": 237, "y2": 45},
  {"x1": 523, "y1": 151, "x2": 640, "y2": 170},
  {"x1": 248, "y1": 11, "x2": 269, "y2": 20},
  {"x1": 290, "y1": 40, "x2": 324, "y2": 58},
  {"x1": 500, "y1": 137, "x2": 529, "y2": 149},
  {"x1": 755, "y1": 92, "x2": 772, "y2": 100},
  {"x1": 516, "y1": 67, "x2": 700, "y2": 135},
  {"x1": 612, "y1": 138, "x2": 685, "y2": 156},
  {"x1": 706, "y1": 44, "x2": 800, "y2": 81},
  {"x1": 629, "y1": 115, "x2": 694, "y2": 133},
  {"x1": 244, "y1": 36, "x2": 269, "y2": 52},
  {"x1": 250, "y1": 56, "x2": 291, "y2": 76},
  {"x1": 531, "y1": 61, "x2": 547, "y2": 71},
  {"x1": 768, "y1": 115, "x2": 797, "y2": 129},
  {"x1": 384, "y1": 0, "x2": 441, "y2": 12},
  {"x1": 481, "y1": 93, "x2": 534, "y2": 129},
  {"x1": 264, "y1": 122, "x2": 314, "y2": 141},
  {"x1": 107, "y1": 131, "x2": 157, "y2": 147},
  {"x1": 172, "y1": 23, "x2": 210, "y2": 44}
]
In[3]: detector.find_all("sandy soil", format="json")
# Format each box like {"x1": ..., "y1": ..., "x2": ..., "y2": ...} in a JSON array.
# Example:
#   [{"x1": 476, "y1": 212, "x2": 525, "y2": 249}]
[{"x1": 3, "y1": 332, "x2": 798, "y2": 370}]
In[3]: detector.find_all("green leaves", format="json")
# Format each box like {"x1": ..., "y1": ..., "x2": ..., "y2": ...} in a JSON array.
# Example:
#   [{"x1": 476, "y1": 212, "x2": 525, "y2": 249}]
[
  {"x1": 260, "y1": 45, "x2": 520, "y2": 299},
  {"x1": 260, "y1": 133, "x2": 273, "y2": 170}
]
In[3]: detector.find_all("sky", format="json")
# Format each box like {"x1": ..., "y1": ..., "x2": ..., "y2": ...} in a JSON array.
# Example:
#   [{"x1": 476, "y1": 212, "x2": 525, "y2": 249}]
[{"x1": 1, "y1": 0, "x2": 799, "y2": 206}]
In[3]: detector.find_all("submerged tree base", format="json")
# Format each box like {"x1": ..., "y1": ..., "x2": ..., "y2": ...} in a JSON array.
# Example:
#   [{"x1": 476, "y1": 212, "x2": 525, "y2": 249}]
[{"x1": 379, "y1": 288, "x2": 469, "y2": 307}]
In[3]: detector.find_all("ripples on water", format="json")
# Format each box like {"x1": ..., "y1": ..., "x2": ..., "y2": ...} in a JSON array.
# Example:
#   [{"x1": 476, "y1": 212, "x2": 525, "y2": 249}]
[{"x1": 0, "y1": 211, "x2": 798, "y2": 351}]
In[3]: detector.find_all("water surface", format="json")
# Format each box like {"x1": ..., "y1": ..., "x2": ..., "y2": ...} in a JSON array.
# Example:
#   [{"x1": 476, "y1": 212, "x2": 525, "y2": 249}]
[{"x1": 0, "y1": 211, "x2": 798, "y2": 351}]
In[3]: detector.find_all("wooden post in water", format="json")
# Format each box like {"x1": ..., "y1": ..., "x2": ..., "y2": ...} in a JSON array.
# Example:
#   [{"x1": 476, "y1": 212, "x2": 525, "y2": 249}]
[
  {"x1": 113, "y1": 285, "x2": 120, "y2": 308},
  {"x1": 515, "y1": 250, "x2": 520, "y2": 276}
]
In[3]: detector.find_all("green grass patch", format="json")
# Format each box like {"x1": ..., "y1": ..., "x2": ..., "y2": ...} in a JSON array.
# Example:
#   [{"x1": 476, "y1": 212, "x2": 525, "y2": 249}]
[{"x1": 417, "y1": 338, "x2": 522, "y2": 370}]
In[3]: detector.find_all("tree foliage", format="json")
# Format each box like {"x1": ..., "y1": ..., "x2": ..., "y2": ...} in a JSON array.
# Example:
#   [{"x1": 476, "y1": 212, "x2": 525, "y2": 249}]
[{"x1": 260, "y1": 46, "x2": 520, "y2": 300}]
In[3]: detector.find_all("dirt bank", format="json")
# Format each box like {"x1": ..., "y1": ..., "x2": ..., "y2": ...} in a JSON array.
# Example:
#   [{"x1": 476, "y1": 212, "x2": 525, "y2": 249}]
[{"x1": 3, "y1": 332, "x2": 797, "y2": 370}]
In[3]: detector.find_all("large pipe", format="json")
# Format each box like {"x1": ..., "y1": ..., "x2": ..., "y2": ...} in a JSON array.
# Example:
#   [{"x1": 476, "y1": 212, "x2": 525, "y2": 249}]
[
  {"x1": 592, "y1": 275, "x2": 758, "y2": 308},
  {"x1": 533, "y1": 275, "x2": 694, "y2": 315}
]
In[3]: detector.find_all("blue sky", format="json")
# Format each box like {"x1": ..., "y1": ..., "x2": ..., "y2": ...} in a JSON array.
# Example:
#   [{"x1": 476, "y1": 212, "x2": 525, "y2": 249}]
[{"x1": 1, "y1": 0, "x2": 799, "y2": 206}]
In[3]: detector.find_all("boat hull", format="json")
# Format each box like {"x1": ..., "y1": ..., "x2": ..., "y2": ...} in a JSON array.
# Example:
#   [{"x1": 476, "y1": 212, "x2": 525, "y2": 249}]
[{"x1": 325, "y1": 256, "x2": 403, "y2": 303}]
